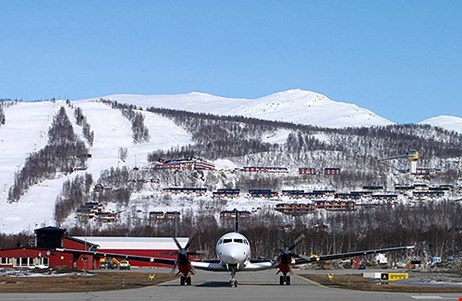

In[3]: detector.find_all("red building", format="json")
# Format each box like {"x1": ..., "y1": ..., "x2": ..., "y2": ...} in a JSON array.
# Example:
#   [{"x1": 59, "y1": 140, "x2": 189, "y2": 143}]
[
  {"x1": 324, "y1": 168, "x2": 341, "y2": 175},
  {"x1": 73, "y1": 236, "x2": 188, "y2": 268},
  {"x1": 153, "y1": 157, "x2": 215, "y2": 171},
  {"x1": 241, "y1": 166, "x2": 288, "y2": 173},
  {"x1": 298, "y1": 167, "x2": 316, "y2": 175},
  {"x1": 0, "y1": 226, "x2": 188, "y2": 270},
  {"x1": 0, "y1": 227, "x2": 98, "y2": 270}
]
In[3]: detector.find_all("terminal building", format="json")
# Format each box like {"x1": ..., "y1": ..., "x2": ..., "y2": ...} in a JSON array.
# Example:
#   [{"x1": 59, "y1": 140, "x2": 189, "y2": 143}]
[{"x1": 0, "y1": 226, "x2": 187, "y2": 270}]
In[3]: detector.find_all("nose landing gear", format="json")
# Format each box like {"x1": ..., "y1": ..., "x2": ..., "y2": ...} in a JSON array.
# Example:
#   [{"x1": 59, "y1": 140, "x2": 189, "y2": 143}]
[
  {"x1": 228, "y1": 264, "x2": 238, "y2": 287},
  {"x1": 279, "y1": 274, "x2": 291, "y2": 285},
  {"x1": 180, "y1": 275, "x2": 192, "y2": 286}
]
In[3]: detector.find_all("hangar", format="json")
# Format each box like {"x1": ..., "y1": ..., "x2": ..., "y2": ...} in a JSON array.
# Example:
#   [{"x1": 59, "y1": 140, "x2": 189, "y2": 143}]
[
  {"x1": 74, "y1": 236, "x2": 188, "y2": 267},
  {"x1": 0, "y1": 226, "x2": 187, "y2": 270}
]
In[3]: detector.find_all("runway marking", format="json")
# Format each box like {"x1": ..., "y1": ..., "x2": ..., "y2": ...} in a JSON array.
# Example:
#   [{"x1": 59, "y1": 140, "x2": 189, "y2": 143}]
[
  {"x1": 296, "y1": 275, "x2": 328, "y2": 288},
  {"x1": 411, "y1": 296, "x2": 460, "y2": 300}
]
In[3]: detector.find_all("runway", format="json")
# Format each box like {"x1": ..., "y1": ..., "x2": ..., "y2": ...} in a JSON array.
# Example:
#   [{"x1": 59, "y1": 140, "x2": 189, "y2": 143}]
[{"x1": 0, "y1": 269, "x2": 461, "y2": 301}]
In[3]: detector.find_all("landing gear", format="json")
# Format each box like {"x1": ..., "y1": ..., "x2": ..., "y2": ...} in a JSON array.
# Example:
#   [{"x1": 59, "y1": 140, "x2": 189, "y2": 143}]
[
  {"x1": 228, "y1": 264, "x2": 238, "y2": 288},
  {"x1": 229, "y1": 279, "x2": 238, "y2": 287},
  {"x1": 180, "y1": 276, "x2": 192, "y2": 286},
  {"x1": 279, "y1": 274, "x2": 291, "y2": 285}
]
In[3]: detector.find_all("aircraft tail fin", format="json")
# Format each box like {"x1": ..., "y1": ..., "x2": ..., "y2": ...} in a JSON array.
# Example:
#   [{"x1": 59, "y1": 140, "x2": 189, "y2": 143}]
[{"x1": 234, "y1": 208, "x2": 239, "y2": 233}]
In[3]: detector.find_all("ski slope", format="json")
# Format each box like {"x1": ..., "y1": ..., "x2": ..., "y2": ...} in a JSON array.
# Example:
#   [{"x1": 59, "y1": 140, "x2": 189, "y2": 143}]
[{"x1": 0, "y1": 100, "x2": 192, "y2": 234}]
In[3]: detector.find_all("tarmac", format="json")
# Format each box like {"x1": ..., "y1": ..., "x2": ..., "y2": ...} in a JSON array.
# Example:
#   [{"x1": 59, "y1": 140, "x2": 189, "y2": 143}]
[{"x1": 0, "y1": 269, "x2": 462, "y2": 301}]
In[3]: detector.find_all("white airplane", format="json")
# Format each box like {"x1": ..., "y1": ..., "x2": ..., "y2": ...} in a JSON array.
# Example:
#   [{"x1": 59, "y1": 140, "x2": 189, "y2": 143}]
[{"x1": 58, "y1": 212, "x2": 414, "y2": 287}]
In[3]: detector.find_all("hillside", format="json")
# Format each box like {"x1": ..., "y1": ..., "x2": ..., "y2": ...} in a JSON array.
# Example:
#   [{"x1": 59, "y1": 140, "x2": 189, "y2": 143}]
[
  {"x1": 0, "y1": 95, "x2": 461, "y2": 235},
  {"x1": 0, "y1": 100, "x2": 192, "y2": 233},
  {"x1": 419, "y1": 115, "x2": 462, "y2": 134}
]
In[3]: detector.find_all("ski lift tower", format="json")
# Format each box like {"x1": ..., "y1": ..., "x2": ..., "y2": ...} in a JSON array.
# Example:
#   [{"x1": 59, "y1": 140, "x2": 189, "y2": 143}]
[{"x1": 378, "y1": 149, "x2": 419, "y2": 174}]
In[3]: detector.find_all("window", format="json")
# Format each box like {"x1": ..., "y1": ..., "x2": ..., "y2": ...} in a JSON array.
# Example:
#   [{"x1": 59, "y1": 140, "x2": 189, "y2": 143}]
[
  {"x1": 234, "y1": 239, "x2": 243, "y2": 244},
  {"x1": 0, "y1": 257, "x2": 7, "y2": 265},
  {"x1": 244, "y1": 239, "x2": 249, "y2": 245},
  {"x1": 218, "y1": 239, "x2": 223, "y2": 245},
  {"x1": 223, "y1": 239, "x2": 232, "y2": 244}
]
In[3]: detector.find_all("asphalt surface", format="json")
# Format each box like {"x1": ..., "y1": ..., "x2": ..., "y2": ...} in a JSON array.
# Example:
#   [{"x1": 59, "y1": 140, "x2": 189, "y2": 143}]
[{"x1": 1, "y1": 269, "x2": 462, "y2": 301}]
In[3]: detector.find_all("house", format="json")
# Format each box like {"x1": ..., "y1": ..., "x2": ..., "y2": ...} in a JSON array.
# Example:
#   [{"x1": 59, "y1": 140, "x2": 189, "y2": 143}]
[
  {"x1": 324, "y1": 168, "x2": 341, "y2": 175},
  {"x1": 298, "y1": 168, "x2": 316, "y2": 175},
  {"x1": 153, "y1": 157, "x2": 215, "y2": 171},
  {"x1": 162, "y1": 187, "x2": 207, "y2": 195},
  {"x1": 219, "y1": 210, "x2": 252, "y2": 220},
  {"x1": 212, "y1": 189, "x2": 240, "y2": 198},
  {"x1": 248, "y1": 189, "x2": 278, "y2": 198},
  {"x1": 241, "y1": 166, "x2": 288, "y2": 173}
]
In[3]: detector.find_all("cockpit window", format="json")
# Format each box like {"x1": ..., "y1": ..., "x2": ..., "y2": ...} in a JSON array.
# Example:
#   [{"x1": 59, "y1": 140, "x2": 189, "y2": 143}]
[
  {"x1": 243, "y1": 239, "x2": 249, "y2": 245},
  {"x1": 218, "y1": 239, "x2": 223, "y2": 245},
  {"x1": 223, "y1": 239, "x2": 232, "y2": 244},
  {"x1": 234, "y1": 239, "x2": 243, "y2": 243}
]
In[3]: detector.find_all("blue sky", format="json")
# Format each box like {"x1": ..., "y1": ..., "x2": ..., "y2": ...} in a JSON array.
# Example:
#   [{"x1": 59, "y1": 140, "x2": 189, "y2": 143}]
[{"x1": 1, "y1": 1, "x2": 461, "y2": 123}]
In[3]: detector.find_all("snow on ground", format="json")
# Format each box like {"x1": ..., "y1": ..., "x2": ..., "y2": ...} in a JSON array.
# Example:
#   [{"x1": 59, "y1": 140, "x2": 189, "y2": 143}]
[
  {"x1": 419, "y1": 115, "x2": 462, "y2": 134},
  {"x1": 0, "y1": 102, "x2": 63, "y2": 233},
  {"x1": 0, "y1": 100, "x2": 193, "y2": 234},
  {"x1": 0, "y1": 177, "x2": 66, "y2": 233},
  {"x1": 75, "y1": 100, "x2": 193, "y2": 176},
  {"x1": 262, "y1": 129, "x2": 292, "y2": 145},
  {"x1": 214, "y1": 159, "x2": 237, "y2": 171},
  {"x1": 83, "y1": 89, "x2": 394, "y2": 129}
]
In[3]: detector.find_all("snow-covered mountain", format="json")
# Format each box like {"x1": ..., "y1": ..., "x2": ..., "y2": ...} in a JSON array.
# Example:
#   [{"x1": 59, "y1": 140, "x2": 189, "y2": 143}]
[
  {"x1": 0, "y1": 100, "x2": 193, "y2": 233},
  {"x1": 1, "y1": 90, "x2": 461, "y2": 235},
  {"x1": 419, "y1": 115, "x2": 462, "y2": 134},
  {"x1": 90, "y1": 89, "x2": 394, "y2": 128}
]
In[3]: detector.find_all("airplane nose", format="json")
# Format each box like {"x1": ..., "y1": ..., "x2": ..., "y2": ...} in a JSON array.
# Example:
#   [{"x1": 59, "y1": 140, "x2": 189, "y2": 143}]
[{"x1": 220, "y1": 249, "x2": 246, "y2": 264}]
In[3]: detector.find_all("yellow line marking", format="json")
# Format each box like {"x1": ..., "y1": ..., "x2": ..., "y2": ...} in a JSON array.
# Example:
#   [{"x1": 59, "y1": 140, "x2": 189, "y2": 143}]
[{"x1": 296, "y1": 275, "x2": 328, "y2": 289}]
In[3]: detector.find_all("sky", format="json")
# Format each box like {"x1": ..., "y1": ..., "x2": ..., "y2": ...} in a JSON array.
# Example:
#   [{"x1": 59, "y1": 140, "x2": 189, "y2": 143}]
[{"x1": 0, "y1": 0, "x2": 461, "y2": 124}]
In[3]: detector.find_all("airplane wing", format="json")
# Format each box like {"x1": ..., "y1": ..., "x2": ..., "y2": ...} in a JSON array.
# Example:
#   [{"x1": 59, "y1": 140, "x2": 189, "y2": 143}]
[
  {"x1": 191, "y1": 260, "x2": 226, "y2": 271},
  {"x1": 55, "y1": 248, "x2": 177, "y2": 266},
  {"x1": 243, "y1": 260, "x2": 275, "y2": 271},
  {"x1": 296, "y1": 245, "x2": 415, "y2": 264},
  {"x1": 190, "y1": 259, "x2": 275, "y2": 272}
]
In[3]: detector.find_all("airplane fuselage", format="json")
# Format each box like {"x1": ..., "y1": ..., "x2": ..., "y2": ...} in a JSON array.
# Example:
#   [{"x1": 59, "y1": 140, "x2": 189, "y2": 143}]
[{"x1": 216, "y1": 232, "x2": 251, "y2": 270}]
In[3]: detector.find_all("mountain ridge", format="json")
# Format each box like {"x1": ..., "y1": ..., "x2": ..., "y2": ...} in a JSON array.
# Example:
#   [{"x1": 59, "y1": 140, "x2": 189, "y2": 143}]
[{"x1": 82, "y1": 89, "x2": 393, "y2": 129}]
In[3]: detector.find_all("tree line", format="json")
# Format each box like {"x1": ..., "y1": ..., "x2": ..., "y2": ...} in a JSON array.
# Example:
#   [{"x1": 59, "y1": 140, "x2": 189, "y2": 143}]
[
  {"x1": 99, "y1": 99, "x2": 150, "y2": 143},
  {"x1": 73, "y1": 106, "x2": 94, "y2": 146},
  {"x1": 144, "y1": 106, "x2": 462, "y2": 187},
  {"x1": 2, "y1": 201, "x2": 459, "y2": 261},
  {"x1": 54, "y1": 173, "x2": 93, "y2": 225},
  {"x1": 9, "y1": 107, "x2": 89, "y2": 201}
]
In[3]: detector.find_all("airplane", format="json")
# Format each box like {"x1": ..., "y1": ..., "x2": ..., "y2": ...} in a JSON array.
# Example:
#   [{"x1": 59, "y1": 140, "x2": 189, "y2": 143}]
[{"x1": 57, "y1": 210, "x2": 414, "y2": 287}]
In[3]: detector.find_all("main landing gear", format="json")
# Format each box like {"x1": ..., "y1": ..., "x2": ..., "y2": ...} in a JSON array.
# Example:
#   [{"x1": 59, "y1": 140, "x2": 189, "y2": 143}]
[
  {"x1": 279, "y1": 275, "x2": 291, "y2": 285},
  {"x1": 180, "y1": 275, "x2": 192, "y2": 286}
]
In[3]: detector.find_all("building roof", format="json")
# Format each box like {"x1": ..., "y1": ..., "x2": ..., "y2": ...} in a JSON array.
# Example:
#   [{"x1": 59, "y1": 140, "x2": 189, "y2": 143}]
[
  {"x1": 74, "y1": 236, "x2": 189, "y2": 250},
  {"x1": 34, "y1": 226, "x2": 66, "y2": 233}
]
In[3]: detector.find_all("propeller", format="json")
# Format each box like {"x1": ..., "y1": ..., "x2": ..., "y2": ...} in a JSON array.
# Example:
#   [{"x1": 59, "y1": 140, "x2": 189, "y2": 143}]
[
  {"x1": 277, "y1": 234, "x2": 305, "y2": 275},
  {"x1": 168, "y1": 231, "x2": 203, "y2": 275},
  {"x1": 279, "y1": 234, "x2": 305, "y2": 258}
]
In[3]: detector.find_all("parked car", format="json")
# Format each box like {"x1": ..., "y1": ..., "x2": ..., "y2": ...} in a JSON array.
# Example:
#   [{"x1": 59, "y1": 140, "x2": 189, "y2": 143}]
[{"x1": 119, "y1": 260, "x2": 130, "y2": 270}]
